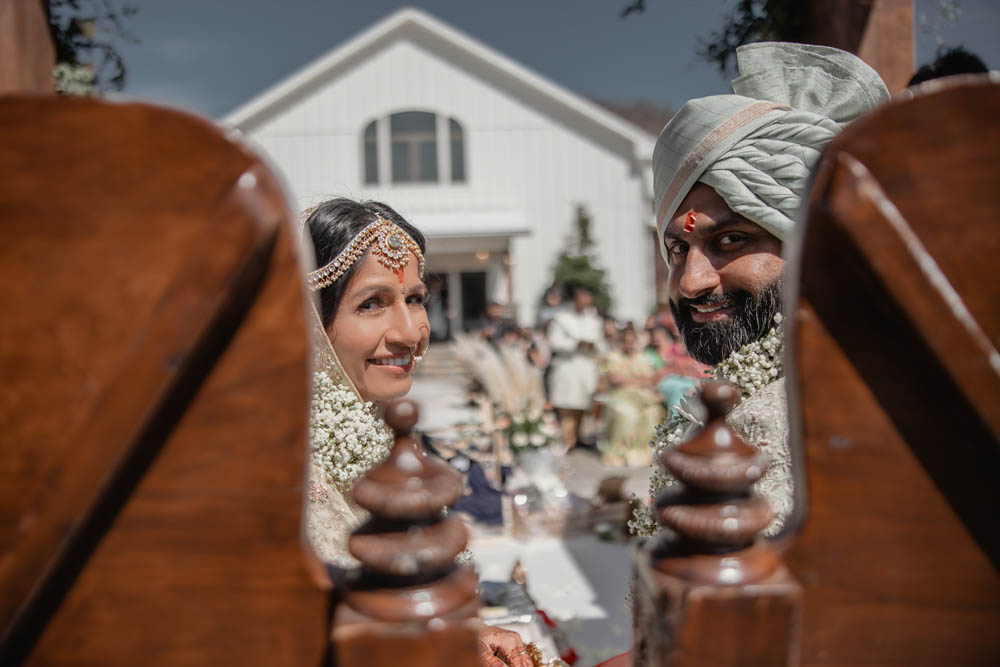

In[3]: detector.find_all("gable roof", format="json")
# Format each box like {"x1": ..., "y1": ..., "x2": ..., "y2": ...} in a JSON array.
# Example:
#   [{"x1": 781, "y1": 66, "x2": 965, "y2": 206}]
[{"x1": 224, "y1": 7, "x2": 655, "y2": 160}]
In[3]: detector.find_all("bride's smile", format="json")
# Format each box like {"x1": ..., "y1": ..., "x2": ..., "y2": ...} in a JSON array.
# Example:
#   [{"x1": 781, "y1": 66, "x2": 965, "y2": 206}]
[
  {"x1": 369, "y1": 354, "x2": 413, "y2": 369},
  {"x1": 328, "y1": 253, "x2": 429, "y2": 403}
]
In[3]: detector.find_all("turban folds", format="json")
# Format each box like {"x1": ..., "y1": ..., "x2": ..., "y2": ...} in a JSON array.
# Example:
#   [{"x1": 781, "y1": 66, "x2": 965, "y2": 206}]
[{"x1": 653, "y1": 42, "x2": 890, "y2": 262}]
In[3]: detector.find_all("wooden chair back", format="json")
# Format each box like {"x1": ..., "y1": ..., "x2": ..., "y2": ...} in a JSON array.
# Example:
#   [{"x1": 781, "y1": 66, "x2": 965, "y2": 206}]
[
  {"x1": 0, "y1": 97, "x2": 329, "y2": 665},
  {"x1": 786, "y1": 75, "x2": 1000, "y2": 665}
]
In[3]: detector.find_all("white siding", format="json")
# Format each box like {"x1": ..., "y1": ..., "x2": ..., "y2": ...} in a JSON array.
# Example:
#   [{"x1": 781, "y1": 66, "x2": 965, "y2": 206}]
[{"x1": 244, "y1": 37, "x2": 653, "y2": 324}]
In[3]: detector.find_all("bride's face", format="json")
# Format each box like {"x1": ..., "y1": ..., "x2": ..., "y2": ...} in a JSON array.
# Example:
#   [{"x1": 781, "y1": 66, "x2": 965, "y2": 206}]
[{"x1": 328, "y1": 251, "x2": 429, "y2": 403}]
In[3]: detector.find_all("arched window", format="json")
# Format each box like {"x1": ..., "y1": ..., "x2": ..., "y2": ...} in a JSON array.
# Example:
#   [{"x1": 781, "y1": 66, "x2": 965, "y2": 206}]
[
  {"x1": 390, "y1": 111, "x2": 437, "y2": 183},
  {"x1": 363, "y1": 120, "x2": 378, "y2": 185},
  {"x1": 361, "y1": 112, "x2": 467, "y2": 185},
  {"x1": 449, "y1": 118, "x2": 465, "y2": 183}
]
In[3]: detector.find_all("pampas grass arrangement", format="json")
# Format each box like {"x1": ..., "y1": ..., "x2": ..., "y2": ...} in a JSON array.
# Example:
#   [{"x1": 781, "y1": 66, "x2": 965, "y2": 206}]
[
  {"x1": 452, "y1": 333, "x2": 544, "y2": 418},
  {"x1": 451, "y1": 334, "x2": 558, "y2": 450}
]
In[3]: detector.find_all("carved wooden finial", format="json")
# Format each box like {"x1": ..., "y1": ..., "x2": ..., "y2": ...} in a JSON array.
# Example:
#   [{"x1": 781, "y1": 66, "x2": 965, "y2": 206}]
[
  {"x1": 342, "y1": 399, "x2": 477, "y2": 622},
  {"x1": 632, "y1": 381, "x2": 801, "y2": 667},
  {"x1": 352, "y1": 399, "x2": 464, "y2": 521},
  {"x1": 661, "y1": 382, "x2": 770, "y2": 495},
  {"x1": 652, "y1": 380, "x2": 776, "y2": 583},
  {"x1": 384, "y1": 398, "x2": 421, "y2": 433}
]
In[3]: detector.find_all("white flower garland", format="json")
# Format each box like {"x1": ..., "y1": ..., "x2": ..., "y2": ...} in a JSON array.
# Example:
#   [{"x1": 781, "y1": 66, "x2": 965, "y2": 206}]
[
  {"x1": 627, "y1": 314, "x2": 785, "y2": 537},
  {"x1": 710, "y1": 313, "x2": 783, "y2": 396},
  {"x1": 310, "y1": 370, "x2": 392, "y2": 493}
]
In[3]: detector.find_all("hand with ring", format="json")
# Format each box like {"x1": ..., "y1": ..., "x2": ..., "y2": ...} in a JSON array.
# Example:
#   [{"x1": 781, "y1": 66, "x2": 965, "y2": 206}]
[{"x1": 477, "y1": 625, "x2": 534, "y2": 667}]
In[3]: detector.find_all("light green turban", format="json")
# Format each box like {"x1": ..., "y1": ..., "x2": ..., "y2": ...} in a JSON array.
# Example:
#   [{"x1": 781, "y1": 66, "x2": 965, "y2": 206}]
[{"x1": 653, "y1": 42, "x2": 889, "y2": 262}]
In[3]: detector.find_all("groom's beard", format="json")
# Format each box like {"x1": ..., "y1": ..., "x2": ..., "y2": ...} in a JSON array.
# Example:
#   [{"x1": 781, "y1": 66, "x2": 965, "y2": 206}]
[{"x1": 670, "y1": 280, "x2": 783, "y2": 366}]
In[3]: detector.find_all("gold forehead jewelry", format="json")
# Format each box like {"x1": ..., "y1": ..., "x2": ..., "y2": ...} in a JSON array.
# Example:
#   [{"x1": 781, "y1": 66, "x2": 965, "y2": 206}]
[{"x1": 306, "y1": 217, "x2": 425, "y2": 291}]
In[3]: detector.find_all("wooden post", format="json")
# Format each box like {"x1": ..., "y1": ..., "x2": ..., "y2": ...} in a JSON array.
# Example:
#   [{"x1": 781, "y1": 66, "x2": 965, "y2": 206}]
[
  {"x1": 0, "y1": 0, "x2": 55, "y2": 94},
  {"x1": 331, "y1": 399, "x2": 481, "y2": 667},
  {"x1": 631, "y1": 382, "x2": 802, "y2": 667},
  {"x1": 807, "y1": 0, "x2": 914, "y2": 93}
]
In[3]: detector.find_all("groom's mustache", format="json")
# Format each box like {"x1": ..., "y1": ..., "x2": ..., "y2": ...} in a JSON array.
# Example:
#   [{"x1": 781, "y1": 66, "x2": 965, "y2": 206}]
[
  {"x1": 669, "y1": 280, "x2": 783, "y2": 366},
  {"x1": 676, "y1": 291, "x2": 745, "y2": 311}
]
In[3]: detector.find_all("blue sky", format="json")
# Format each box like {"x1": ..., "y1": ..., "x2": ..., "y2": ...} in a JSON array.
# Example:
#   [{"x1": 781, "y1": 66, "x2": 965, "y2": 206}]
[{"x1": 117, "y1": 0, "x2": 999, "y2": 119}]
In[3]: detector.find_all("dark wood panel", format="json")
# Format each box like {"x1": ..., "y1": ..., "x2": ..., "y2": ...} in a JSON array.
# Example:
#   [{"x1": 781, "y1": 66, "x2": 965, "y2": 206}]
[
  {"x1": 789, "y1": 306, "x2": 1000, "y2": 665},
  {"x1": 786, "y1": 78, "x2": 1000, "y2": 666},
  {"x1": 0, "y1": 97, "x2": 328, "y2": 665}
]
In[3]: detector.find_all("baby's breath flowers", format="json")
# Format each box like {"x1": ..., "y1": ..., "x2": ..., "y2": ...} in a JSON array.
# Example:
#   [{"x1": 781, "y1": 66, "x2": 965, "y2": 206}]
[
  {"x1": 628, "y1": 314, "x2": 785, "y2": 537},
  {"x1": 310, "y1": 370, "x2": 392, "y2": 493},
  {"x1": 627, "y1": 413, "x2": 690, "y2": 537},
  {"x1": 711, "y1": 313, "x2": 783, "y2": 396}
]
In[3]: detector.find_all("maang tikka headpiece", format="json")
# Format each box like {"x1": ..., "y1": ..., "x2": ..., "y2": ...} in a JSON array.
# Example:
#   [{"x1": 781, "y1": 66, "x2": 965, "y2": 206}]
[{"x1": 306, "y1": 216, "x2": 425, "y2": 292}]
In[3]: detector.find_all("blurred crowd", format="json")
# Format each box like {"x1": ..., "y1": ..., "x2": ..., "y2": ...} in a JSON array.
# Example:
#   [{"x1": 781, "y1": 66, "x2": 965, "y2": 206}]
[{"x1": 470, "y1": 285, "x2": 707, "y2": 468}]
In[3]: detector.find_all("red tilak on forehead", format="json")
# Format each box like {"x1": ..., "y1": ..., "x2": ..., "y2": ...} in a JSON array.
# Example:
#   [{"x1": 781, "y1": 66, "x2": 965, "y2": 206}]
[{"x1": 684, "y1": 210, "x2": 696, "y2": 232}]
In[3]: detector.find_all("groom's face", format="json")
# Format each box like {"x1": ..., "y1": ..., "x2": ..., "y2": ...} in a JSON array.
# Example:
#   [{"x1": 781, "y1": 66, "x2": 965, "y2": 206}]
[{"x1": 662, "y1": 184, "x2": 785, "y2": 365}]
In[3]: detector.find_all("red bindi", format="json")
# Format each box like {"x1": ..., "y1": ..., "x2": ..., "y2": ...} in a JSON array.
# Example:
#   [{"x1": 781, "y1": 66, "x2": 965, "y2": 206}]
[{"x1": 684, "y1": 210, "x2": 696, "y2": 232}]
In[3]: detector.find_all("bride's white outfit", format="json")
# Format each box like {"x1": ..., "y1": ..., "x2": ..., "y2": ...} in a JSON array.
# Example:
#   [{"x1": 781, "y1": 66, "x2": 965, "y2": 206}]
[
  {"x1": 306, "y1": 464, "x2": 365, "y2": 567},
  {"x1": 304, "y1": 310, "x2": 388, "y2": 566}
]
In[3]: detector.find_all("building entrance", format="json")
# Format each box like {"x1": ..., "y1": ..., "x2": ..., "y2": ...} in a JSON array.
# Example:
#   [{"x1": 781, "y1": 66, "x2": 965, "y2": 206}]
[{"x1": 459, "y1": 271, "x2": 487, "y2": 332}]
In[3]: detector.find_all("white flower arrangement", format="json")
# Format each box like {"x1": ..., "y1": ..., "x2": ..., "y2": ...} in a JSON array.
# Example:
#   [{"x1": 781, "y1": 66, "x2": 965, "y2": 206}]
[
  {"x1": 452, "y1": 334, "x2": 547, "y2": 421},
  {"x1": 504, "y1": 411, "x2": 560, "y2": 452},
  {"x1": 451, "y1": 334, "x2": 557, "y2": 451},
  {"x1": 310, "y1": 370, "x2": 392, "y2": 493},
  {"x1": 627, "y1": 314, "x2": 785, "y2": 537}
]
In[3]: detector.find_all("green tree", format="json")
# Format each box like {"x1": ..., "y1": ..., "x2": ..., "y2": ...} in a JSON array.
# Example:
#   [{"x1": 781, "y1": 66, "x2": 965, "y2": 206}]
[
  {"x1": 552, "y1": 205, "x2": 613, "y2": 314},
  {"x1": 48, "y1": 0, "x2": 139, "y2": 93},
  {"x1": 623, "y1": 1, "x2": 962, "y2": 77},
  {"x1": 621, "y1": 0, "x2": 805, "y2": 76},
  {"x1": 695, "y1": 0, "x2": 806, "y2": 75}
]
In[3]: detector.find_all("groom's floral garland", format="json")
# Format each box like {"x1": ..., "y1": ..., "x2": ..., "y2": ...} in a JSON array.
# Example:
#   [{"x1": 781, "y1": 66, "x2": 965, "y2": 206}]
[
  {"x1": 712, "y1": 313, "x2": 783, "y2": 397},
  {"x1": 627, "y1": 314, "x2": 784, "y2": 538},
  {"x1": 310, "y1": 370, "x2": 393, "y2": 493}
]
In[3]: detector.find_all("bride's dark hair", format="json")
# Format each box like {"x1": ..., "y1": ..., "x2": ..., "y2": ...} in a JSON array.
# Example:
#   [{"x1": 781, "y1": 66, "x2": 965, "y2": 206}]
[{"x1": 305, "y1": 198, "x2": 426, "y2": 327}]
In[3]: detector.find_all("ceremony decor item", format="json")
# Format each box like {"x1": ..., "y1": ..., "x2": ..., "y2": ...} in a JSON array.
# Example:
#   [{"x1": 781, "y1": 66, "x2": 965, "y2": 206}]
[
  {"x1": 504, "y1": 411, "x2": 561, "y2": 453},
  {"x1": 451, "y1": 334, "x2": 552, "y2": 453}
]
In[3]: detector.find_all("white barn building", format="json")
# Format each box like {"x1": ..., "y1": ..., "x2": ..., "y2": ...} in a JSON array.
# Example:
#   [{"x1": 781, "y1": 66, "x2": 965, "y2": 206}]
[{"x1": 226, "y1": 8, "x2": 657, "y2": 329}]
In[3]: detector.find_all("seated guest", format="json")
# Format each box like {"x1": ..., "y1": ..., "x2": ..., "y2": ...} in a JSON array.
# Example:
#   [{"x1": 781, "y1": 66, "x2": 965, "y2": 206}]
[
  {"x1": 426, "y1": 274, "x2": 451, "y2": 342},
  {"x1": 600, "y1": 326, "x2": 665, "y2": 467},
  {"x1": 602, "y1": 315, "x2": 622, "y2": 351},
  {"x1": 644, "y1": 325, "x2": 706, "y2": 415},
  {"x1": 476, "y1": 300, "x2": 516, "y2": 346},
  {"x1": 524, "y1": 326, "x2": 552, "y2": 371}
]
